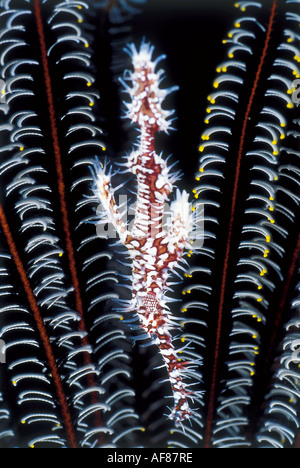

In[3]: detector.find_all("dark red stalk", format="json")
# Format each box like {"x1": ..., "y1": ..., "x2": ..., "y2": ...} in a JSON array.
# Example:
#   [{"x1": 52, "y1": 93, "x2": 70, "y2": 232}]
[
  {"x1": 204, "y1": 0, "x2": 277, "y2": 448},
  {"x1": 33, "y1": 0, "x2": 102, "y2": 433},
  {"x1": 33, "y1": 0, "x2": 87, "y2": 339},
  {"x1": 0, "y1": 204, "x2": 78, "y2": 448}
]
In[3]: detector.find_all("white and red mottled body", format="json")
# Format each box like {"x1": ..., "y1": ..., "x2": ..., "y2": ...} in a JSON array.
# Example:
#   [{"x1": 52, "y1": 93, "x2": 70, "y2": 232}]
[{"x1": 94, "y1": 42, "x2": 197, "y2": 424}]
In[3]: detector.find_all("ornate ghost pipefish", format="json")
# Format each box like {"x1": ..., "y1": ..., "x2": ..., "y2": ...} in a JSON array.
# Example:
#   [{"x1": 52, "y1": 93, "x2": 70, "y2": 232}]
[{"x1": 93, "y1": 42, "x2": 202, "y2": 424}]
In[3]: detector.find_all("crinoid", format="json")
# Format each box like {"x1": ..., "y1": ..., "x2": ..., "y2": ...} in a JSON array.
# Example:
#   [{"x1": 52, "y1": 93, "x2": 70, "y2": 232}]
[{"x1": 0, "y1": 0, "x2": 299, "y2": 449}]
